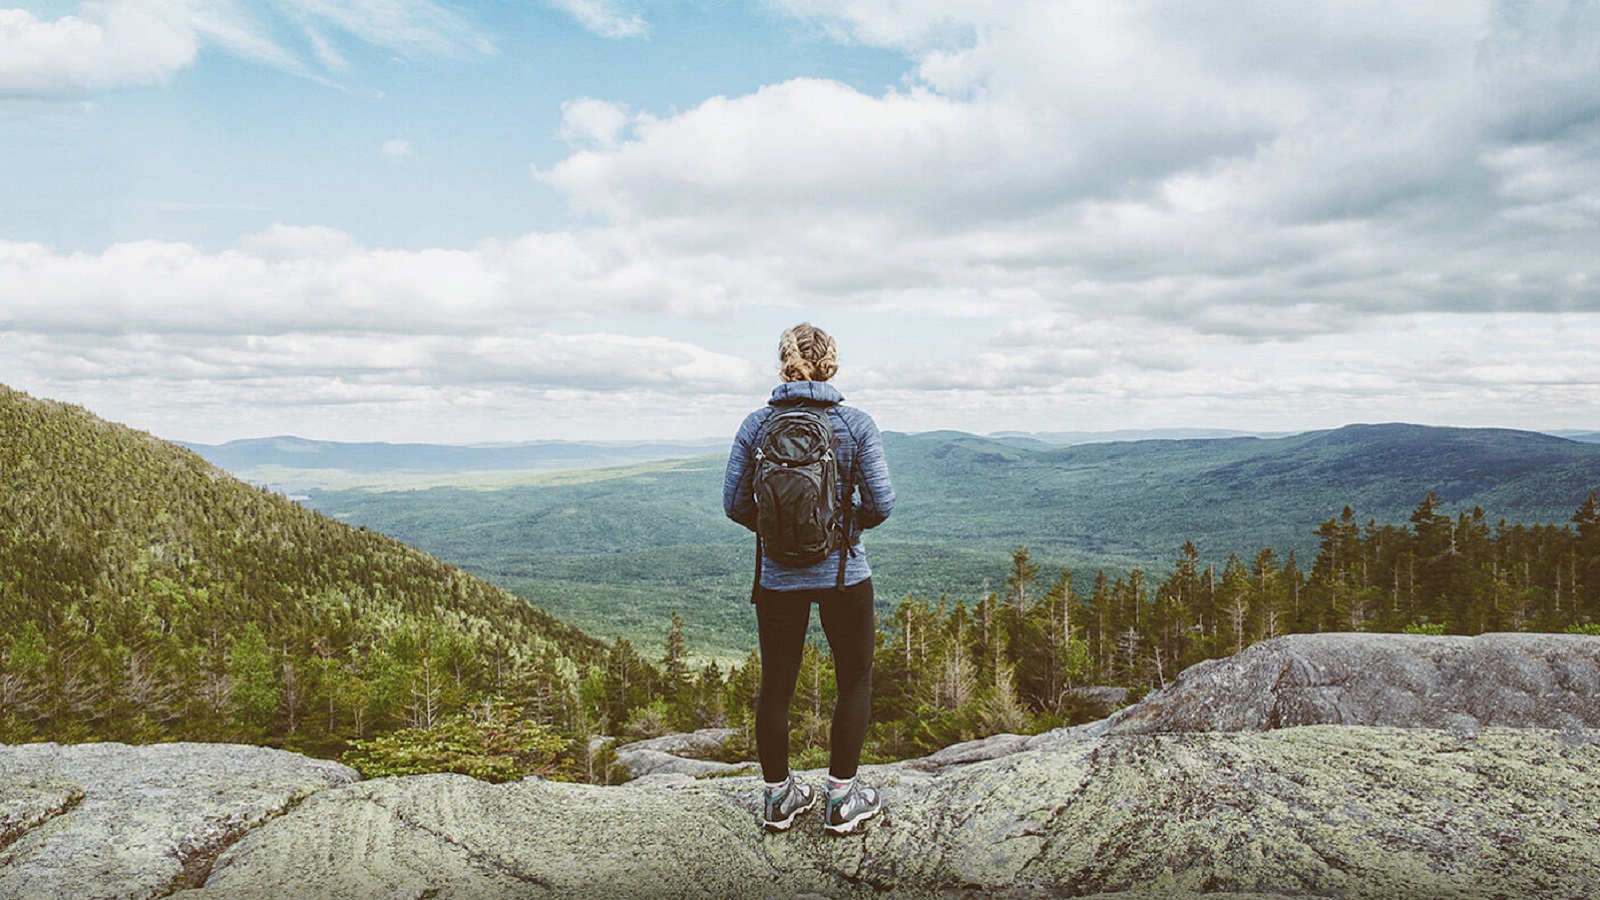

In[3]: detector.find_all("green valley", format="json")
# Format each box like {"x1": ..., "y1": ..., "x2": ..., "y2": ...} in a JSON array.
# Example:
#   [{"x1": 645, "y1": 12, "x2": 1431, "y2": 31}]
[{"x1": 301, "y1": 424, "x2": 1600, "y2": 657}]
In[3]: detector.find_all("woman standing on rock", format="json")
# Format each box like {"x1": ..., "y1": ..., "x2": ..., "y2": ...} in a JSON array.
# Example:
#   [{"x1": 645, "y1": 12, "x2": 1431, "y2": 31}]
[{"x1": 723, "y1": 322, "x2": 895, "y2": 834}]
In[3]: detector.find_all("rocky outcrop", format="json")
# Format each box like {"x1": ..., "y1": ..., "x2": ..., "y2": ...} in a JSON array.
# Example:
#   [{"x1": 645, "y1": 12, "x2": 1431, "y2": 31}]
[
  {"x1": 1065, "y1": 685, "x2": 1128, "y2": 716},
  {"x1": 1105, "y1": 632, "x2": 1600, "y2": 735},
  {"x1": 0, "y1": 742, "x2": 356, "y2": 900},
  {"x1": 172, "y1": 727, "x2": 1600, "y2": 899},
  {"x1": 7, "y1": 633, "x2": 1600, "y2": 899},
  {"x1": 613, "y1": 728, "x2": 750, "y2": 779}
]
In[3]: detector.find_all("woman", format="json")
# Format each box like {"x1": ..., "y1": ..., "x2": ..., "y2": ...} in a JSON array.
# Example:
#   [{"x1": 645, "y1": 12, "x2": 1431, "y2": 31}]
[{"x1": 723, "y1": 322, "x2": 894, "y2": 835}]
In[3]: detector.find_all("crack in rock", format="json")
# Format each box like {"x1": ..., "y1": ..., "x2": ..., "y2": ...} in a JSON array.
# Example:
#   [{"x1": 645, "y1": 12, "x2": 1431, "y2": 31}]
[
  {"x1": 0, "y1": 781, "x2": 83, "y2": 856},
  {"x1": 153, "y1": 789, "x2": 324, "y2": 897},
  {"x1": 381, "y1": 801, "x2": 557, "y2": 891}
]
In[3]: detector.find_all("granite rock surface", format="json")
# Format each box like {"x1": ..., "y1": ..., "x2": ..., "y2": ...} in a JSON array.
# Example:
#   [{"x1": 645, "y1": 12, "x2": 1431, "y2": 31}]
[
  {"x1": 613, "y1": 727, "x2": 750, "y2": 779},
  {"x1": 0, "y1": 742, "x2": 355, "y2": 900},
  {"x1": 7, "y1": 634, "x2": 1600, "y2": 899},
  {"x1": 177, "y1": 727, "x2": 1600, "y2": 899},
  {"x1": 1105, "y1": 631, "x2": 1600, "y2": 735}
]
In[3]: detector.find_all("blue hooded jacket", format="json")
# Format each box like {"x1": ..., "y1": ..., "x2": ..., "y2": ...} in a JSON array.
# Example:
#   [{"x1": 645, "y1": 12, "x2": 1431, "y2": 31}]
[{"x1": 723, "y1": 381, "x2": 894, "y2": 591}]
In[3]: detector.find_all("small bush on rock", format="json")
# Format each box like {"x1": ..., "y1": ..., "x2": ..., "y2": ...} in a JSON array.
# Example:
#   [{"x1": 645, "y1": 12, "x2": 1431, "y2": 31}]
[{"x1": 344, "y1": 700, "x2": 571, "y2": 782}]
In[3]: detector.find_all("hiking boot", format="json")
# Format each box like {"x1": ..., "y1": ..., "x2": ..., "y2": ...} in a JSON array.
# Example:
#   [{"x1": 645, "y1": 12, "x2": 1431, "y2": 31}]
[
  {"x1": 761, "y1": 775, "x2": 817, "y2": 832},
  {"x1": 824, "y1": 780, "x2": 881, "y2": 835}
]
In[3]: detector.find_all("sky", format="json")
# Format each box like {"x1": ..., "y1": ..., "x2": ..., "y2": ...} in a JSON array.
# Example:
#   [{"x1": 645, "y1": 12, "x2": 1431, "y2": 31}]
[{"x1": 2, "y1": 0, "x2": 1599, "y2": 444}]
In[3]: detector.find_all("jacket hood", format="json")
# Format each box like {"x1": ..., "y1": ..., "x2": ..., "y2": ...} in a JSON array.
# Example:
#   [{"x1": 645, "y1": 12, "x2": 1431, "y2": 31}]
[{"x1": 768, "y1": 381, "x2": 844, "y2": 406}]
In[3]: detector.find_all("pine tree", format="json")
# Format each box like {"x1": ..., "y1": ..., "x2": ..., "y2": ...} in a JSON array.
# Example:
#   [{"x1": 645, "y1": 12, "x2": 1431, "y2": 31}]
[
  {"x1": 1311, "y1": 506, "x2": 1363, "y2": 630},
  {"x1": 1218, "y1": 554, "x2": 1250, "y2": 654},
  {"x1": 600, "y1": 637, "x2": 651, "y2": 734},
  {"x1": 723, "y1": 651, "x2": 762, "y2": 756},
  {"x1": 1005, "y1": 545, "x2": 1040, "y2": 611},
  {"x1": 659, "y1": 611, "x2": 690, "y2": 728},
  {"x1": 1408, "y1": 491, "x2": 1456, "y2": 628},
  {"x1": 1573, "y1": 491, "x2": 1600, "y2": 625},
  {"x1": 690, "y1": 659, "x2": 726, "y2": 729},
  {"x1": 1250, "y1": 548, "x2": 1283, "y2": 642}
]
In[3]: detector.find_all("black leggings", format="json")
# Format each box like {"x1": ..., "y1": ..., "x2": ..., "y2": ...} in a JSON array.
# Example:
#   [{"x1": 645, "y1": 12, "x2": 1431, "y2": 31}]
[{"x1": 754, "y1": 578, "x2": 875, "y2": 783}]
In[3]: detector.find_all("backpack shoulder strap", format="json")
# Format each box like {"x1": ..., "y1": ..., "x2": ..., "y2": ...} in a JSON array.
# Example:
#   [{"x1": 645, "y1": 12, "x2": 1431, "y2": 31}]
[
  {"x1": 830, "y1": 408, "x2": 858, "y2": 589},
  {"x1": 832, "y1": 408, "x2": 858, "y2": 486}
]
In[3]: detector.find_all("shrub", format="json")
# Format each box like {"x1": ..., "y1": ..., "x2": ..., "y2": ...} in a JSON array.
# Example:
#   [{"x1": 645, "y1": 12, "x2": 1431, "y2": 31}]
[{"x1": 344, "y1": 699, "x2": 570, "y2": 783}]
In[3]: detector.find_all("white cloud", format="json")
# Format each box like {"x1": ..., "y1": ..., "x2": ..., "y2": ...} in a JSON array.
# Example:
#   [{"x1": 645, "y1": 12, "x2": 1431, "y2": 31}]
[
  {"x1": 5, "y1": 328, "x2": 756, "y2": 390},
  {"x1": 0, "y1": 326, "x2": 761, "y2": 442},
  {"x1": 381, "y1": 137, "x2": 413, "y2": 161},
  {"x1": 557, "y1": 97, "x2": 631, "y2": 150},
  {"x1": 6, "y1": 1, "x2": 1600, "y2": 441},
  {"x1": 541, "y1": 79, "x2": 1017, "y2": 221},
  {"x1": 0, "y1": 223, "x2": 768, "y2": 337},
  {"x1": 839, "y1": 311, "x2": 1600, "y2": 436},
  {"x1": 545, "y1": 0, "x2": 646, "y2": 39},
  {"x1": 0, "y1": 1, "x2": 269, "y2": 94},
  {"x1": 531, "y1": 0, "x2": 1600, "y2": 338},
  {"x1": 282, "y1": 0, "x2": 492, "y2": 56},
  {"x1": 0, "y1": 0, "x2": 491, "y2": 96}
]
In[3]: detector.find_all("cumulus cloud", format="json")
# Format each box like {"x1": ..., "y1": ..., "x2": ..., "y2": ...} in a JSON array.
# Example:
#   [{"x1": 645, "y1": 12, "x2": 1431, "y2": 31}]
[
  {"x1": 0, "y1": 1, "x2": 284, "y2": 93},
  {"x1": 534, "y1": 0, "x2": 1600, "y2": 345},
  {"x1": 7, "y1": 1, "x2": 1600, "y2": 440},
  {"x1": 5, "y1": 329, "x2": 755, "y2": 390},
  {"x1": 0, "y1": 0, "x2": 491, "y2": 96},
  {"x1": 0, "y1": 322, "x2": 763, "y2": 442},
  {"x1": 381, "y1": 138, "x2": 413, "y2": 161},
  {"x1": 0, "y1": 224, "x2": 765, "y2": 335}
]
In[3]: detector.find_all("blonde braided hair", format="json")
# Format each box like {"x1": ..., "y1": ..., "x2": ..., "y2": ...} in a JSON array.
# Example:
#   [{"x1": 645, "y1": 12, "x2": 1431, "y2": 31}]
[{"x1": 778, "y1": 322, "x2": 839, "y2": 383}]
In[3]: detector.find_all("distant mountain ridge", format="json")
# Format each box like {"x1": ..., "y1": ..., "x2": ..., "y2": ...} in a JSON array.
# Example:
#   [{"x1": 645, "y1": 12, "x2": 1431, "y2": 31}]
[
  {"x1": 184, "y1": 424, "x2": 1599, "y2": 482},
  {"x1": 986, "y1": 426, "x2": 1303, "y2": 446},
  {"x1": 873, "y1": 421, "x2": 1600, "y2": 577},
  {"x1": 181, "y1": 435, "x2": 728, "y2": 477}
]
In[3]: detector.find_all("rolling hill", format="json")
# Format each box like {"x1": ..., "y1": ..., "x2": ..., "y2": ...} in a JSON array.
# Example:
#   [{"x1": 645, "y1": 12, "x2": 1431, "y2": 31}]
[{"x1": 298, "y1": 423, "x2": 1600, "y2": 657}]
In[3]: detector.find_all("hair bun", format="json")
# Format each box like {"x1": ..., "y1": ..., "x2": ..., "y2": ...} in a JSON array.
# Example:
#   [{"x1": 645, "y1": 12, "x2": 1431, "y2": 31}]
[{"x1": 779, "y1": 322, "x2": 838, "y2": 382}]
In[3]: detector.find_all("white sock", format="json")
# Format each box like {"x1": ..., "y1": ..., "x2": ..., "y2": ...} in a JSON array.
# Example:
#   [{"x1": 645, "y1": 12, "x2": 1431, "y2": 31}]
[
  {"x1": 764, "y1": 777, "x2": 790, "y2": 793},
  {"x1": 826, "y1": 775, "x2": 853, "y2": 798}
]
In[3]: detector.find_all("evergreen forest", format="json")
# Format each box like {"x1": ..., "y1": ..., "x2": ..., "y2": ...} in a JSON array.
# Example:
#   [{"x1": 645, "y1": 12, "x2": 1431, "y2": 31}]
[
  {"x1": 5, "y1": 383, "x2": 1600, "y2": 782},
  {"x1": 1, "y1": 384, "x2": 617, "y2": 778}
]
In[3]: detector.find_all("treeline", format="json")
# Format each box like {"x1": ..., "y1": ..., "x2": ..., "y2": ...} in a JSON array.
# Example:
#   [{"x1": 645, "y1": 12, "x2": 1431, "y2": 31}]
[{"x1": 695, "y1": 490, "x2": 1600, "y2": 764}]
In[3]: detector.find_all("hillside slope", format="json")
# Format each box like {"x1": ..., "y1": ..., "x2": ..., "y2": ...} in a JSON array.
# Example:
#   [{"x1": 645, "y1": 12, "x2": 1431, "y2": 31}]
[{"x1": 0, "y1": 383, "x2": 605, "y2": 752}]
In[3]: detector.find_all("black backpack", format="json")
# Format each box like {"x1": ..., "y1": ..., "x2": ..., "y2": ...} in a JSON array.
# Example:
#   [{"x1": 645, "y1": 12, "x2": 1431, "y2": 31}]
[{"x1": 752, "y1": 405, "x2": 851, "y2": 586}]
